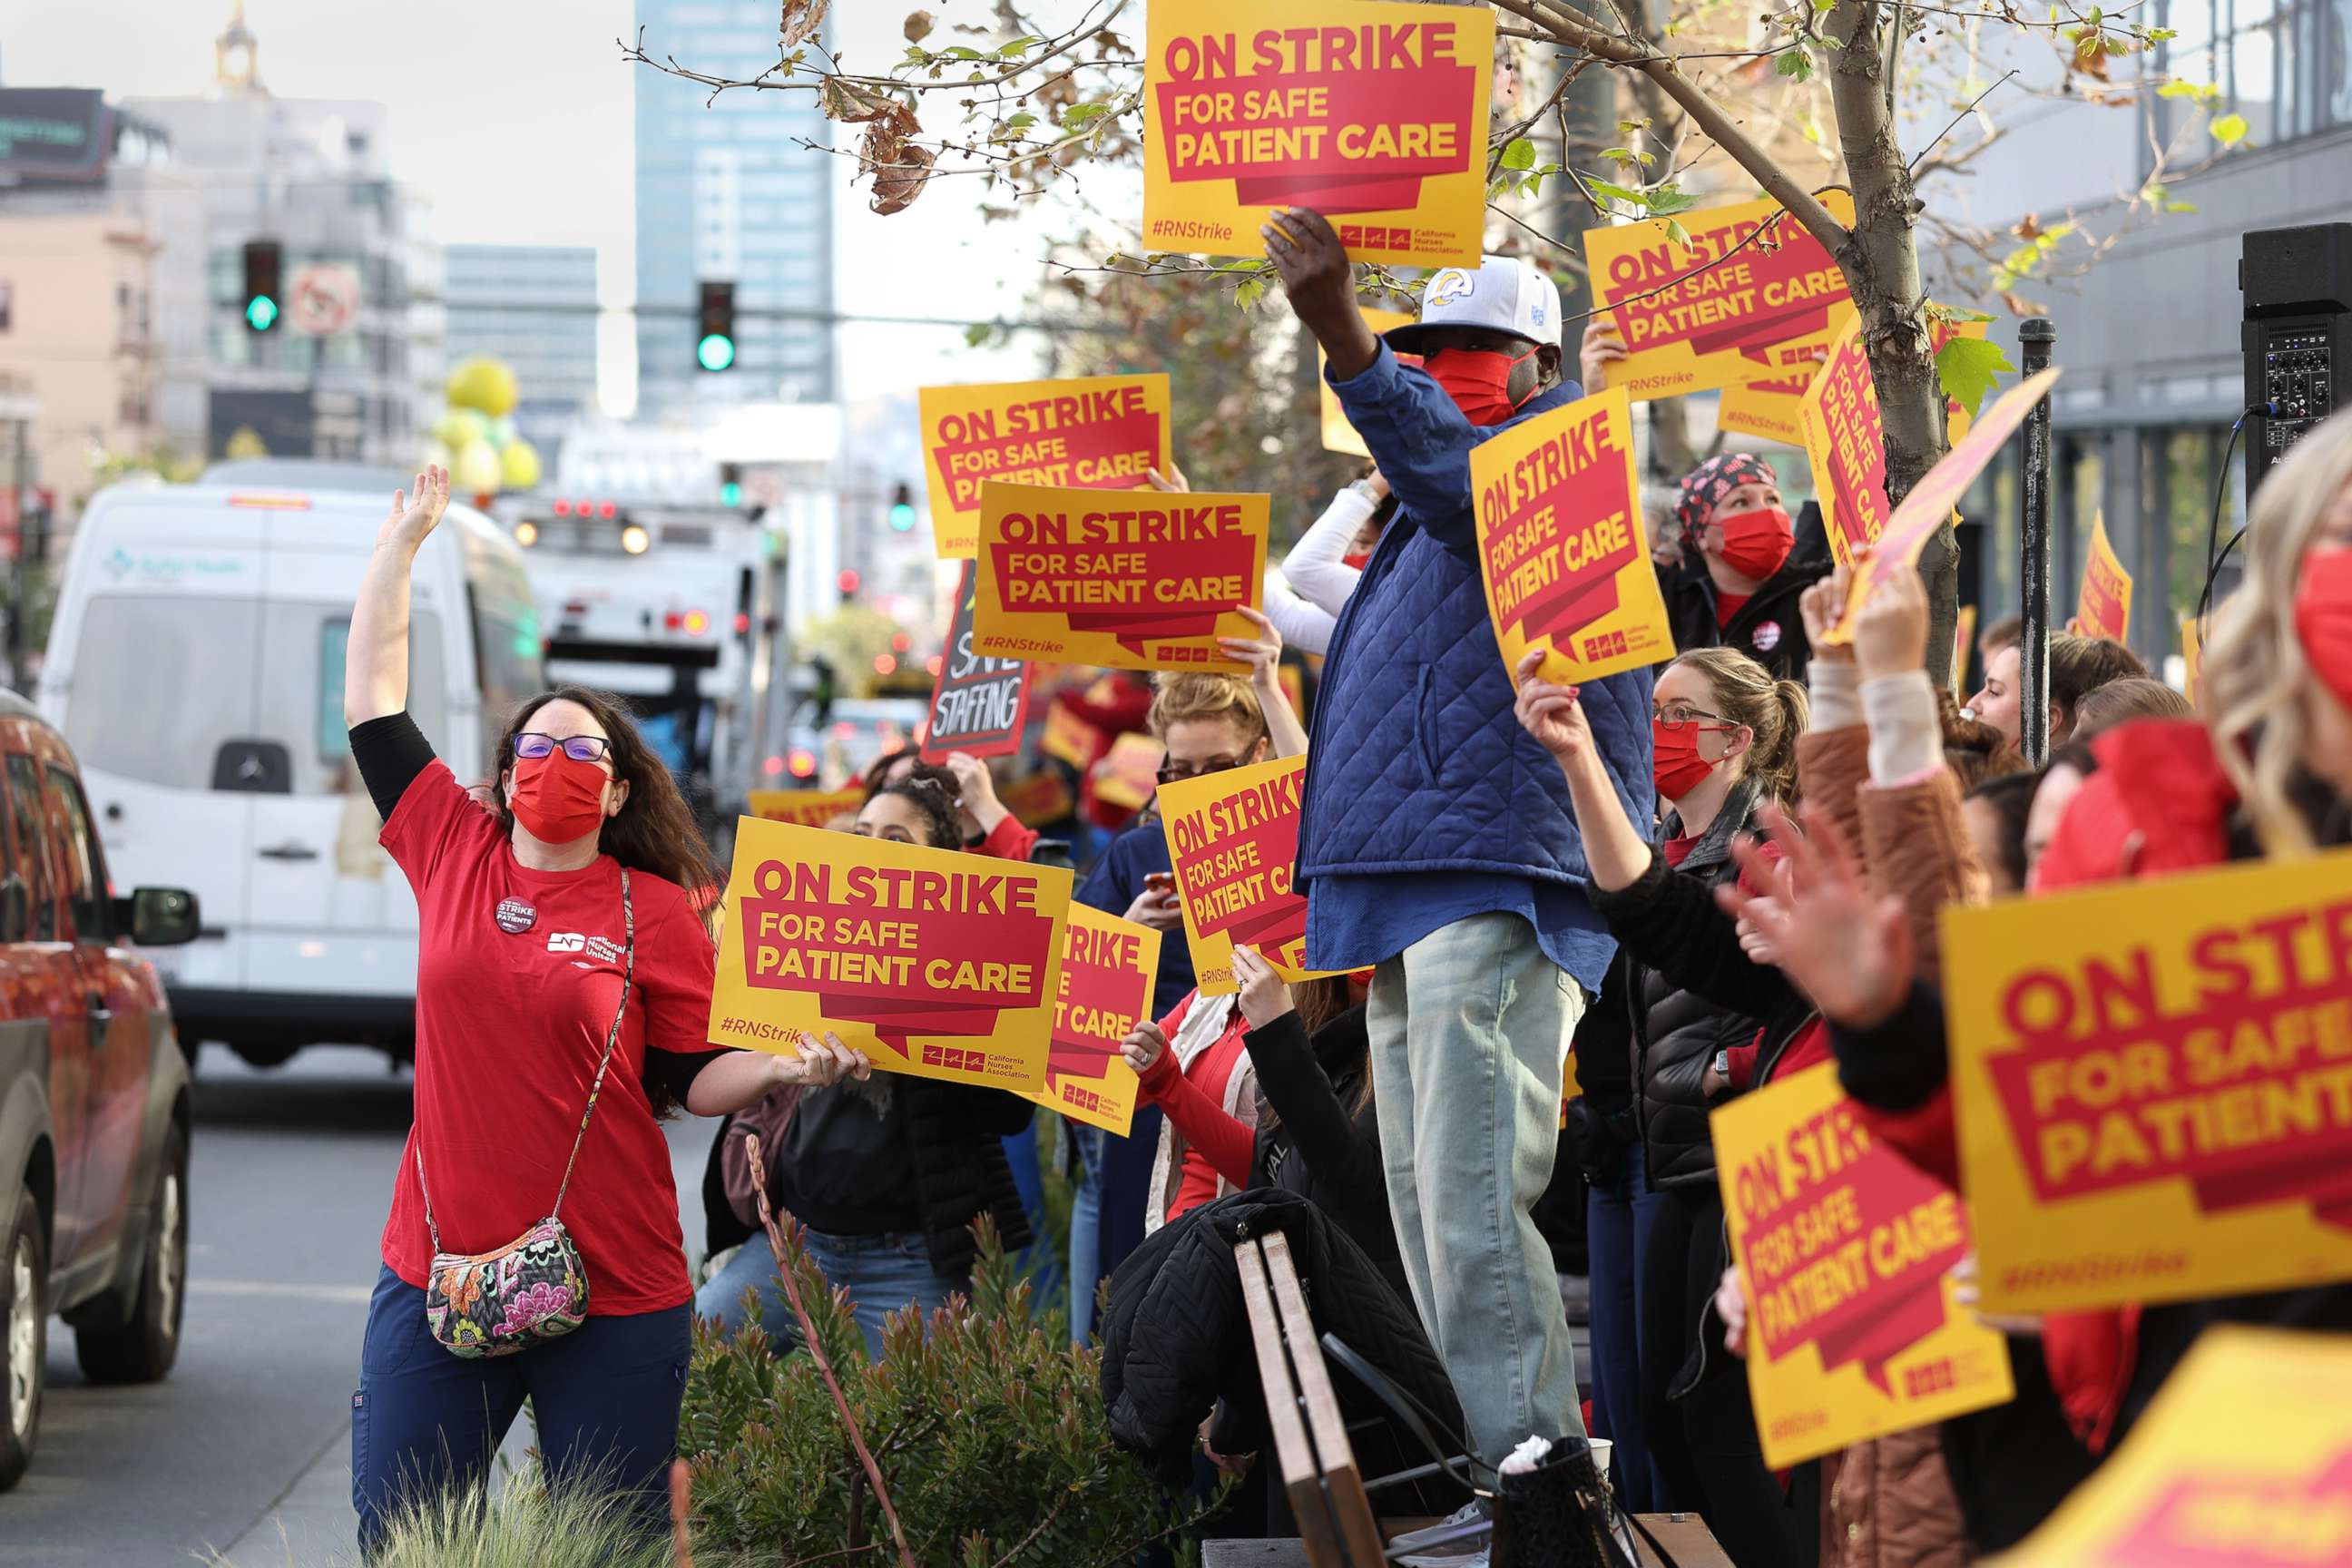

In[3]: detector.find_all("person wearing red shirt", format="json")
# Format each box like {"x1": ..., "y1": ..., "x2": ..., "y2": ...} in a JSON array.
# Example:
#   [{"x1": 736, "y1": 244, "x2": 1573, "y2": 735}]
[
  {"x1": 343, "y1": 466, "x2": 867, "y2": 1555},
  {"x1": 1122, "y1": 988, "x2": 1259, "y2": 1229}
]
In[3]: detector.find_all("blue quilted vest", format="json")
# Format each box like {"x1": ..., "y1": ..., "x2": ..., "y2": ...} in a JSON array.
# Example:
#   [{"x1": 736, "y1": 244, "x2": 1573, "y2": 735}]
[{"x1": 1296, "y1": 346, "x2": 1656, "y2": 903}]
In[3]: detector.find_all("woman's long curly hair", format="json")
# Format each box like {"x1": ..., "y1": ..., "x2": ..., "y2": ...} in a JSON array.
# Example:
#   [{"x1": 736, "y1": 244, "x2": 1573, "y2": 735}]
[{"x1": 487, "y1": 685, "x2": 724, "y2": 925}]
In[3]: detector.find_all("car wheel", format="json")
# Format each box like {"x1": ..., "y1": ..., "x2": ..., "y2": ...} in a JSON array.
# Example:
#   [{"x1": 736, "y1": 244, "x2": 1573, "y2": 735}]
[
  {"x1": 0, "y1": 1190, "x2": 45, "y2": 1492},
  {"x1": 75, "y1": 1123, "x2": 188, "y2": 1386}
]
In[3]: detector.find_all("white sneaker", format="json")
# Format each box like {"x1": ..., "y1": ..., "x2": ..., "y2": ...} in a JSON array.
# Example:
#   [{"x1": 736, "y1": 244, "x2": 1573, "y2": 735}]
[{"x1": 1391, "y1": 1498, "x2": 1492, "y2": 1563}]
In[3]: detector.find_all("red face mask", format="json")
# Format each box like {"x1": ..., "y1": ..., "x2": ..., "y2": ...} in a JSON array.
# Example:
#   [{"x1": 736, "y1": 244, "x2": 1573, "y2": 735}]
[
  {"x1": 2297, "y1": 546, "x2": 2352, "y2": 710},
  {"x1": 508, "y1": 752, "x2": 611, "y2": 844},
  {"x1": 1651, "y1": 718, "x2": 1720, "y2": 800},
  {"x1": 1424, "y1": 346, "x2": 1540, "y2": 426},
  {"x1": 1341, "y1": 551, "x2": 1373, "y2": 572},
  {"x1": 1712, "y1": 506, "x2": 1795, "y2": 582}
]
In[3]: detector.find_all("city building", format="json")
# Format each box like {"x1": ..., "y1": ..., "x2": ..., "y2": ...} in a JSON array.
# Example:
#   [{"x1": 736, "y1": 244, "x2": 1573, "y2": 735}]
[
  {"x1": 444, "y1": 243, "x2": 601, "y2": 458},
  {"x1": 1923, "y1": 1, "x2": 2352, "y2": 665},
  {"x1": 103, "y1": 5, "x2": 445, "y2": 472},
  {"x1": 632, "y1": 0, "x2": 836, "y2": 416},
  {"x1": 0, "y1": 88, "x2": 172, "y2": 529}
]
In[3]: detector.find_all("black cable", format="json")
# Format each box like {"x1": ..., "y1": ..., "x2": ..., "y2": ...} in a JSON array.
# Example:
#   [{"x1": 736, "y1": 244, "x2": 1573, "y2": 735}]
[{"x1": 2198, "y1": 405, "x2": 2273, "y2": 627}]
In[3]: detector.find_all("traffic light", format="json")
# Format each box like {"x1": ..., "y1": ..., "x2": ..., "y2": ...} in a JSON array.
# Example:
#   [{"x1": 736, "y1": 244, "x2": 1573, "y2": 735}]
[
  {"x1": 242, "y1": 240, "x2": 282, "y2": 332},
  {"x1": 837, "y1": 568, "x2": 861, "y2": 599},
  {"x1": 697, "y1": 280, "x2": 736, "y2": 372},
  {"x1": 719, "y1": 461, "x2": 743, "y2": 508},
  {"x1": 888, "y1": 482, "x2": 916, "y2": 533}
]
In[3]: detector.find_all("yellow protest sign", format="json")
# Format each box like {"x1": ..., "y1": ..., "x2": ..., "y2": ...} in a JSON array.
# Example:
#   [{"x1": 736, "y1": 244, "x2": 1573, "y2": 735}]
[
  {"x1": 708, "y1": 818, "x2": 1071, "y2": 1093},
  {"x1": 747, "y1": 788, "x2": 865, "y2": 831},
  {"x1": 918, "y1": 376, "x2": 1173, "y2": 558},
  {"x1": 1989, "y1": 1327, "x2": 2352, "y2": 1568},
  {"x1": 1583, "y1": 191, "x2": 1858, "y2": 401},
  {"x1": 2076, "y1": 513, "x2": 2134, "y2": 643},
  {"x1": 1824, "y1": 368, "x2": 2063, "y2": 645},
  {"x1": 1158, "y1": 755, "x2": 1344, "y2": 994},
  {"x1": 1799, "y1": 317, "x2": 1891, "y2": 571},
  {"x1": 1322, "y1": 306, "x2": 1416, "y2": 456},
  {"x1": 1024, "y1": 904, "x2": 1159, "y2": 1136},
  {"x1": 1942, "y1": 847, "x2": 2352, "y2": 1315},
  {"x1": 1093, "y1": 731, "x2": 1165, "y2": 815},
  {"x1": 1716, "y1": 343, "x2": 1827, "y2": 447},
  {"x1": 972, "y1": 480, "x2": 1269, "y2": 673},
  {"x1": 1713, "y1": 1064, "x2": 2014, "y2": 1468},
  {"x1": 1955, "y1": 604, "x2": 1978, "y2": 701},
  {"x1": 1142, "y1": 0, "x2": 1494, "y2": 269},
  {"x1": 1470, "y1": 386, "x2": 1675, "y2": 683},
  {"x1": 2182, "y1": 613, "x2": 2204, "y2": 706}
]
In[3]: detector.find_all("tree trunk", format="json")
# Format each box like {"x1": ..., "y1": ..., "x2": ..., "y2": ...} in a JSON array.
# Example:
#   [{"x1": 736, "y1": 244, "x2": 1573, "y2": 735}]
[{"x1": 1821, "y1": 0, "x2": 1959, "y2": 687}]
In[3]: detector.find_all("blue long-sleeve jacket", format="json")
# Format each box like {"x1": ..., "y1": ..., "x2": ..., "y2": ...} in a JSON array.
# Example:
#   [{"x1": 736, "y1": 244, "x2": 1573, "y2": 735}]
[{"x1": 1296, "y1": 344, "x2": 1656, "y2": 983}]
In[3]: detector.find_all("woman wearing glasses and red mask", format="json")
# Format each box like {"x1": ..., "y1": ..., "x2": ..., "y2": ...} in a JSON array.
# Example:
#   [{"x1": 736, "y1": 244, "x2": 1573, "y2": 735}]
[{"x1": 341, "y1": 467, "x2": 867, "y2": 1555}]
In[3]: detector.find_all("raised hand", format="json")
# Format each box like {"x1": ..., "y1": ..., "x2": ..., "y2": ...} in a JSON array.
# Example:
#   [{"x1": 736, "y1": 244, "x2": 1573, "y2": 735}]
[
  {"x1": 786, "y1": 1031, "x2": 873, "y2": 1088},
  {"x1": 1512, "y1": 649, "x2": 1596, "y2": 767},
  {"x1": 1230, "y1": 945, "x2": 1293, "y2": 1030},
  {"x1": 1261, "y1": 208, "x2": 1378, "y2": 378},
  {"x1": 379, "y1": 464, "x2": 451, "y2": 554},
  {"x1": 1122, "y1": 1018, "x2": 1171, "y2": 1075},
  {"x1": 940, "y1": 750, "x2": 1007, "y2": 831},
  {"x1": 1714, "y1": 803, "x2": 1915, "y2": 1028},
  {"x1": 1219, "y1": 606, "x2": 1285, "y2": 691},
  {"x1": 1579, "y1": 318, "x2": 1629, "y2": 395},
  {"x1": 1799, "y1": 561, "x2": 1856, "y2": 663},
  {"x1": 1147, "y1": 461, "x2": 1191, "y2": 494},
  {"x1": 1853, "y1": 563, "x2": 1930, "y2": 682}
]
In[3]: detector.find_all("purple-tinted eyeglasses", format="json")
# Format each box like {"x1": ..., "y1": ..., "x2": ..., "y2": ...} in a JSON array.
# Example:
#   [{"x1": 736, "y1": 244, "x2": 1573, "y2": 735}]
[{"x1": 514, "y1": 732, "x2": 612, "y2": 764}]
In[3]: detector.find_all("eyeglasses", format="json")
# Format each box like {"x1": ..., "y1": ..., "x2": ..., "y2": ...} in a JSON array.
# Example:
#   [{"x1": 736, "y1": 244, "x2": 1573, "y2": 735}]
[
  {"x1": 514, "y1": 732, "x2": 612, "y2": 764},
  {"x1": 1651, "y1": 704, "x2": 1734, "y2": 732},
  {"x1": 1155, "y1": 756, "x2": 1245, "y2": 787}
]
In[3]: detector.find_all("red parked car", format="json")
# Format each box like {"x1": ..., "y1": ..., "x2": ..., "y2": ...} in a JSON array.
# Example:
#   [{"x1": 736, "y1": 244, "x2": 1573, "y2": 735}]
[{"x1": 0, "y1": 690, "x2": 198, "y2": 1490}]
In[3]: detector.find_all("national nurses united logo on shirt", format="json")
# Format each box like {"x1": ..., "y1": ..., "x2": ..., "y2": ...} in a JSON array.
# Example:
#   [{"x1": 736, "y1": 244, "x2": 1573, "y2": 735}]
[
  {"x1": 1752, "y1": 620, "x2": 1784, "y2": 652},
  {"x1": 495, "y1": 897, "x2": 536, "y2": 935}
]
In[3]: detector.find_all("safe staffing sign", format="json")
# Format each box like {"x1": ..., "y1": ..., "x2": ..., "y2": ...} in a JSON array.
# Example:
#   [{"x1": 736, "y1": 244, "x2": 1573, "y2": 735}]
[
  {"x1": 1470, "y1": 386, "x2": 1675, "y2": 684},
  {"x1": 1024, "y1": 903, "x2": 1161, "y2": 1137},
  {"x1": 918, "y1": 376, "x2": 1173, "y2": 558},
  {"x1": 1941, "y1": 847, "x2": 2352, "y2": 1315},
  {"x1": 1141, "y1": 0, "x2": 1494, "y2": 268},
  {"x1": 1158, "y1": 755, "x2": 1343, "y2": 995},
  {"x1": 921, "y1": 562, "x2": 1033, "y2": 763},
  {"x1": 1714, "y1": 1064, "x2": 2014, "y2": 1469},
  {"x1": 970, "y1": 480, "x2": 1269, "y2": 674},
  {"x1": 708, "y1": 818, "x2": 1071, "y2": 1092},
  {"x1": 1583, "y1": 191, "x2": 1857, "y2": 400}
]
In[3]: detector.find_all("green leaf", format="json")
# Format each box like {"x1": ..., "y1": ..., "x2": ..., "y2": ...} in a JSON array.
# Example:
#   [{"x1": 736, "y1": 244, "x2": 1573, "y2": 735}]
[
  {"x1": 997, "y1": 34, "x2": 1041, "y2": 56},
  {"x1": 1643, "y1": 187, "x2": 1700, "y2": 215},
  {"x1": 1664, "y1": 219, "x2": 1691, "y2": 248},
  {"x1": 1234, "y1": 277, "x2": 1269, "y2": 309},
  {"x1": 2211, "y1": 111, "x2": 2249, "y2": 145},
  {"x1": 1003, "y1": 111, "x2": 1036, "y2": 134},
  {"x1": 1601, "y1": 145, "x2": 1656, "y2": 167},
  {"x1": 1586, "y1": 179, "x2": 1644, "y2": 205},
  {"x1": 1061, "y1": 101, "x2": 1112, "y2": 128},
  {"x1": 1500, "y1": 138, "x2": 1537, "y2": 172},
  {"x1": 2147, "y1": 26, "x2": 2178, "y2": 40},
  {"x1": 963, "y1": 322, "x2": 994, "y2": 348},
  {"x1": 2166, "y1": 200, "x2": 2199, "y2": 212},
  {"x1": 1776, "y1": 48, "x2": 1814, "y2": 81},
  {"x1": 1936, "y1": 336, "x2": 2016, "y2": 420}
]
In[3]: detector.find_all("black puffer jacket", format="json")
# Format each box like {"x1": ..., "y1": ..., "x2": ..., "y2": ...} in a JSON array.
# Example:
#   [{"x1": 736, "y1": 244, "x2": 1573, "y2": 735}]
[
  {"x1": 1660, "y1": 501, "x2": 1833, "y2": 685},
  {"x1": 1100, "y1": 1188, "x2": 1463, "y2": 1487},
  {"x1": 1617, "y1": 777, "x2": 1771, "y2": 1191},
  {"x1": 1246, "y1": 1004, "x2": 1412, "y2": 1309}
]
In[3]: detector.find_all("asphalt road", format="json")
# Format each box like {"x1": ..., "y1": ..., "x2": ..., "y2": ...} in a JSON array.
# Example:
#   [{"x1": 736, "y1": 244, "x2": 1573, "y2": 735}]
[{"x1": 0, "y1": 1044, "x2": 712, "y2": 1568}]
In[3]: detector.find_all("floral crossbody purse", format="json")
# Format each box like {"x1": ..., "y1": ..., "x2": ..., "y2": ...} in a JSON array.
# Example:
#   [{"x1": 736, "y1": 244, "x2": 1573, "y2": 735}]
[{"x1": 417, "y1": 868, "x2": 633, "y2": 1358}]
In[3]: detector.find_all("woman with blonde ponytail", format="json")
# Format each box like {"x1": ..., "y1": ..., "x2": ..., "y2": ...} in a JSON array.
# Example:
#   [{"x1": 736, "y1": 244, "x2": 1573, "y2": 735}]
[{"x1": 1512, "y1": 643, "x2": 1815, "y2": 1566}]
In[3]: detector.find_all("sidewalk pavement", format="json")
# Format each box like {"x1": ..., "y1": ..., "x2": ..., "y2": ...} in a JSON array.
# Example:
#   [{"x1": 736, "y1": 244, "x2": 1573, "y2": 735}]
[{"x1": 214, "y1": 1417, "x2": 536, "y2": 1567}]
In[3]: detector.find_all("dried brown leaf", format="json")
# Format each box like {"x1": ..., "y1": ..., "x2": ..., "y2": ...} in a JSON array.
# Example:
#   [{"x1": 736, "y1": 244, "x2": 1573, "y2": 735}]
[
  {"x1": 904, "y1": 9, "x2": 935, "y2": 43},
  {"x1": 860, "y1": 104, "x2": 935, "y2": 216},
  {"x1": 818, "y1": 75, "x2": 898, "y2": 123},
  {"x1": 779, "y1": 0, "x2": 831, "y2": 48}
]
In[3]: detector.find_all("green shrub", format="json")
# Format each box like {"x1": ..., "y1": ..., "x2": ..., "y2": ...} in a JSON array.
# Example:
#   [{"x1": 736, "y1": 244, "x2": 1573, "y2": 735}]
[{"x1": 683, "y1": 1216, "x2": 1222, "y2": 1565}]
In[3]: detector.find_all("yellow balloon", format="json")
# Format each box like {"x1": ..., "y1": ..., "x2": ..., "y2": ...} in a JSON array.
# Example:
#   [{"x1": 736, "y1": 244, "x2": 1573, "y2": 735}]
[
  {"x1": 454, "y1": 437, "x2": 504, "y2": 496},
  {"x1": 500, "y1": 439, "x2": 543, "y2": 491},
  {"x1": 432, "y1": 408, "x2": 487, "y2": 449},
  {"x1": 446, "y1": 357, "x2": 519, "y2": 417}
]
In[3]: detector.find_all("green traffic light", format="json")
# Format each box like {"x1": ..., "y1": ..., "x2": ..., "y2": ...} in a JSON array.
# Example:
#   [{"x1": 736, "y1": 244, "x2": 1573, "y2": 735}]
[
  {"x1": 245, "y1": 294, "x2": 279, "y2": 331},
  {"x1": 720, "y1": 481, "x2": 743, "y2": 507},
  {"x1": 698, "y1": 332, "x2": 736, "y2": 372},
  {"x1": 889, "y1": 503, "x2": 916, "y2": 532}
]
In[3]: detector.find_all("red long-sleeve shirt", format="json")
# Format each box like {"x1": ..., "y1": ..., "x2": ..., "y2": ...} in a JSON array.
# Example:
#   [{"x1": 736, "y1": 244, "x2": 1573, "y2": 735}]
[{"x1": 1137, "y1": 995, "x2": 1256, "y2": 1220}]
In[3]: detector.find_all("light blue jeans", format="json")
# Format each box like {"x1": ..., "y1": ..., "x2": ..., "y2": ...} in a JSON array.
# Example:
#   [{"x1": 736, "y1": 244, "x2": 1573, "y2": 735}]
[
  {"x1": 1068, "y1": 1124, "x2": 1104, "y2": 1344},
  {"x1": 695, "y1": 1228, "x2": 965, "y2": 1359},
  {"x1": 1367, "y1": 910, "x2": 1589, "y2": 1466}
]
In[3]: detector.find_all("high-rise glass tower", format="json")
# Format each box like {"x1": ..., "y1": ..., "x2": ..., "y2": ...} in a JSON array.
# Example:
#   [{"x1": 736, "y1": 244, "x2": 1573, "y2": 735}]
[{"x1": 633, "y1": 0, "x2": 836, "y2": 413}]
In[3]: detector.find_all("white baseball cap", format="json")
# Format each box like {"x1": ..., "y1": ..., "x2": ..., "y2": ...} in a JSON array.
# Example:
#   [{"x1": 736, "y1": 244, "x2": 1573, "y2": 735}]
[{"x1": 1388, "y1": 256, "x2": 1563, "y2": 354}]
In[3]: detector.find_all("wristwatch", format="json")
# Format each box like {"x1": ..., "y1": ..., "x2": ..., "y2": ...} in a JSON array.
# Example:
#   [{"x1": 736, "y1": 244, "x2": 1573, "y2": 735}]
[{"x1": 1710, "y1": 1048, "x2": 1732, "y2": 1082}]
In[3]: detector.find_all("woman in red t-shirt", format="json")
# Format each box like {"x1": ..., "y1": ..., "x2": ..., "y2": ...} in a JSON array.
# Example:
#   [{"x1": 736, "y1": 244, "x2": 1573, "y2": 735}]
[{"x1": 343, "y1": 466, "x2": 867, "y2": 1554}]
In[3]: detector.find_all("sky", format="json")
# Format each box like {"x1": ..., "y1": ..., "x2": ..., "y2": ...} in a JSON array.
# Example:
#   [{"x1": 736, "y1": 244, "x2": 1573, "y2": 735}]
[{"x1": 1, "y1": 0, "x2": 1052, "y2": 410}]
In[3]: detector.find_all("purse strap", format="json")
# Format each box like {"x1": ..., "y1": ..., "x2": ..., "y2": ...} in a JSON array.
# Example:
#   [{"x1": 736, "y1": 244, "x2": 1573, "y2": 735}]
[{"x1": 417, "y1": 867, "x2": 636, "y2": 1253}]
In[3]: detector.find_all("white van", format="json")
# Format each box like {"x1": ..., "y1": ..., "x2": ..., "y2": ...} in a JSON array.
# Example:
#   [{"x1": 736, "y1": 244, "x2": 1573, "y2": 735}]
[{"x1": 38, "y1": 479, "x2": 544, "y2": 1068}]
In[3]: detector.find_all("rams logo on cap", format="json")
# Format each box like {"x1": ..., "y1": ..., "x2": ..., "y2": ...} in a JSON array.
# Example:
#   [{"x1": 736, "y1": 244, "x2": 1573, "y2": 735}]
[{"x1": 1426, "y1": 269, "x2": 1476, "y2": 308}]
